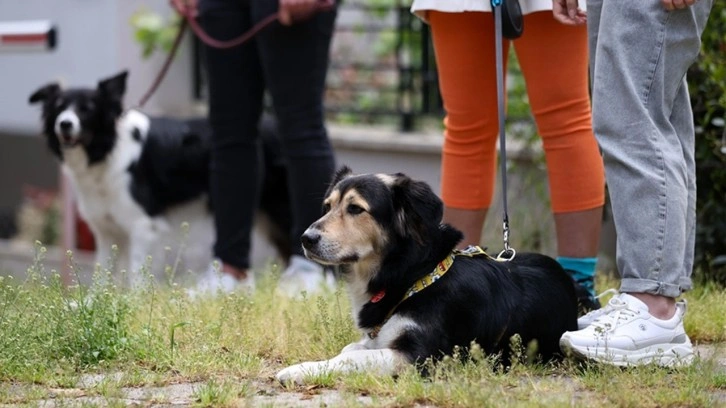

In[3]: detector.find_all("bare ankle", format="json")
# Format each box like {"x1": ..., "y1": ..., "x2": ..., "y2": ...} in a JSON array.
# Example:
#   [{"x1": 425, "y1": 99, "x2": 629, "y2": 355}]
[{"x1": 627, "y1": 292, "x2": 676, "y2": 319}]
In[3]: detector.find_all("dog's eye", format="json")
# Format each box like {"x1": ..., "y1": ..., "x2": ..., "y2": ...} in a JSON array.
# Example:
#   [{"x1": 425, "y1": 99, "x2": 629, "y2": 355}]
[
  {"x1": 322, "y1": 203, "x2": 331, "y2": 213},
  {"x1": 347, "y1": 204, "x2": 364, "y2": 215}
]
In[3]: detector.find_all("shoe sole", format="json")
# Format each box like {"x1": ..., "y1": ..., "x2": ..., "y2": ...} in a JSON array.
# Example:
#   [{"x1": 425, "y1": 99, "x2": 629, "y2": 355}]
[{"x1": 560, "y1": 337, "x2": 694, "y2": 367}]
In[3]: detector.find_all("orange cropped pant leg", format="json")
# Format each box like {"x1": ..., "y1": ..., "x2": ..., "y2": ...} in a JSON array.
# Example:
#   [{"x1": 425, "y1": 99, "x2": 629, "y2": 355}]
[{"x1": 429, "y1": 11, "x2": 605, "y2": 213}]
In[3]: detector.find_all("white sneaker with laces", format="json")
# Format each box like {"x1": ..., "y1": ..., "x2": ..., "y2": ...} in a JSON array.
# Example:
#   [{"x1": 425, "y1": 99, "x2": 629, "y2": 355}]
[
  {"x1": 277, "y1": 255, "x2": 336, "y2": 298},
  {"x1": 560, "y1": 293, "x2": 694, "y2": 367},
  {"x1": 577, "y1": 288, "x2": 620, "y2": 329}
]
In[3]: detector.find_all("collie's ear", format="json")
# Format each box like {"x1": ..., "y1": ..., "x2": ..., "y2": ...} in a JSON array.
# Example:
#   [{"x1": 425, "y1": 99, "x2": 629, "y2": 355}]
[
  {"x1": 391, "y1": 174, "x2": 443, "y2": 245},
  {"x1": 29, "y1": 83, "x2": 60, "y2": 104},
  {"x1": 98, "y1": 70, "x2": 128, "y2": 99}
]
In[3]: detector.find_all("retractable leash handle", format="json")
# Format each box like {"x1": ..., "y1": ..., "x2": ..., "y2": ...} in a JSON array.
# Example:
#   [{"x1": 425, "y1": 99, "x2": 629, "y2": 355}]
[{"x1": 496, "y1": 0, "x2": 524, "y2": 40}]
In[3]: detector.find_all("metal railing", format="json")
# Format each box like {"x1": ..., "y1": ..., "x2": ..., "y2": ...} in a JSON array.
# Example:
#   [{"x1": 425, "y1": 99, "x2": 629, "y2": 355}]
[{"x1": 325, "y1": 1, "x2": 441, "y2": 131}]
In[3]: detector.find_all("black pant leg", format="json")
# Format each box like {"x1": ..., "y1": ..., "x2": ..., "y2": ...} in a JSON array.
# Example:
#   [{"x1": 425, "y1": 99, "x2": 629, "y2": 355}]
[
  {"x1": 252, "y1": 0, "x2": 338, "y2": 255},
  {"x1": 199, "y1": 0, "x2": 265, "y2": 269}
]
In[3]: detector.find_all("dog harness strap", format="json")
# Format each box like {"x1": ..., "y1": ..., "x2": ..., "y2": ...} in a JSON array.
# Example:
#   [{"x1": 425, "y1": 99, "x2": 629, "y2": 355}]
[
  {"x1": 453, "y1": 245, "x2": 493, "y2": 259},
  {"x1": 405, "y1": 252, "x2": 455, "y2": 298},
  {"x1": 368, "y1": 251, "x2": 457, "y2": 339},
  {"x1": 368, "y1": 245, "x2": 508, "y2": 339}
]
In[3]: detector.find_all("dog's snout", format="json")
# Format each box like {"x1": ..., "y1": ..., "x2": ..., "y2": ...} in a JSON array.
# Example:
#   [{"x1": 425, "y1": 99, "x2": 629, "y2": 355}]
[
  {"x1": 301, "y1": 229, "x2": 321, "y2": 248},
  {"x1": 59, "y1": 120, "x2": 73, "y2": 131}
]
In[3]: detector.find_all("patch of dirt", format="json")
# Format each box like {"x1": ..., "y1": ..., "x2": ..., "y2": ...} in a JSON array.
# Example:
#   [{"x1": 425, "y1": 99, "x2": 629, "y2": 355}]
[{"x1": 6, "y1": 345, "x2": 724, "y2": 407}]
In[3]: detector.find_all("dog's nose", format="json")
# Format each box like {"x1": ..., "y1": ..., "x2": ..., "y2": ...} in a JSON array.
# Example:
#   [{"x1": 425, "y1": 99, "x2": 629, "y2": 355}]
[
  {"x1": 301, "y1": 230, "x2": 321, "y2": 248},
  {"x1": 59, "y1": 120, "x2": 73, "y2": 131}
]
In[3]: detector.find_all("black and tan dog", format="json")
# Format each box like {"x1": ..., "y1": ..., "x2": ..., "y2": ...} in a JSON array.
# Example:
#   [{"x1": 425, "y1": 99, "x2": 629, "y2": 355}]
[{"x1": 276, "y1": 167, "x2": 578, "y2": 383}]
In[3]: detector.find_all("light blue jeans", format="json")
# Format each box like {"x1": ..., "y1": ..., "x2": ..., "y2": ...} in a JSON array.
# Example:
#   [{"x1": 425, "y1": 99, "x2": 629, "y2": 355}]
[{"x1": 587, "y1": 0, "x2": 713, "y2": 298}]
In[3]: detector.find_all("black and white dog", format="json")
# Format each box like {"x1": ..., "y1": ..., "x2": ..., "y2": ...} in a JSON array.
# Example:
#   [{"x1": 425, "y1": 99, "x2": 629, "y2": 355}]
[
  {"x1": 276, "y1": 167, "x2": 578, "y2": 384},
  {"x1": 29, "y1": 71, "x2": 291, "y2": 286}
]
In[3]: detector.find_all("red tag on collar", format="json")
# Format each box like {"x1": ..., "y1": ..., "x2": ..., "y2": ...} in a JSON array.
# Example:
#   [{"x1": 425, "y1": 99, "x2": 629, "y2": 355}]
[{"x1": 370, "y1": 290, "x2": 386, "y2": 303}]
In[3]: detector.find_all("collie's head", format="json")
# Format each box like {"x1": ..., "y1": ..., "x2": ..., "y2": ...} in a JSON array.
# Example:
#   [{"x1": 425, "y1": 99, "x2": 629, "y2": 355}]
[
  {"x1": 28, "y1": 71, "x2": 128, "y2": 162},
  {"x1": 301, "y1": 167, "x2": 445, "y2": 270}
]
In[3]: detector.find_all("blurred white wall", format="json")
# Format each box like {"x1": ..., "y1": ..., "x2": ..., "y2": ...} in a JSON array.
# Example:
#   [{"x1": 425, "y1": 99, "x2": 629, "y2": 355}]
[{"x1": 0, "y1": 0, "x2": 197, "y2": 136}]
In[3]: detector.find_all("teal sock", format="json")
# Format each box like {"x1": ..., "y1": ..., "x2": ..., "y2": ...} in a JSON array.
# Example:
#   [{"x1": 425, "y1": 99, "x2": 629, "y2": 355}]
[{"x1": 557, "y1": 256, "x2": 597, "y2": 297}]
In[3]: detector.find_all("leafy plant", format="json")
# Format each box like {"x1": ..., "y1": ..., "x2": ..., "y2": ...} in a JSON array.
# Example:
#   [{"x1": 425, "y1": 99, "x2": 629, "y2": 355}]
[
  {"x1": 130, "y1": 9, "x2": 180, "y2": 59},
  {"x1": 689, "y1": 3, "x2": 726, "y2": 285}
]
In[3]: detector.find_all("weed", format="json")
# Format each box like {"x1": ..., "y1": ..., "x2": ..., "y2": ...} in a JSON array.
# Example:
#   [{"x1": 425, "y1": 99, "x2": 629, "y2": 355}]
[
  {"x1": 0, "y1": 249, "x2": 724, "y2": 406},
  {"x1": 192, "y1": 378, "x2": 236, "y2": 407}
]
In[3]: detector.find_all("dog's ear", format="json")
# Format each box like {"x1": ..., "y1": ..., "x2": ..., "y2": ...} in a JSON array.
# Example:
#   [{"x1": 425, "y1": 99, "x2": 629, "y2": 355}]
[
  {"x1": 331, "y1": 166, "x2": 352, "y2": 186},
  {"x1": 29, "y1": 83, "x2": 60, "y2": 104},
  {"x1": 324, "y1": 166, "x2": 352, "y2": 198},
  {"x1": 98, "y1": 70, "x2": 128, "y2": 100},
  {"x1": 391, "y1": 174, "x2": 443, "y2": 245}
]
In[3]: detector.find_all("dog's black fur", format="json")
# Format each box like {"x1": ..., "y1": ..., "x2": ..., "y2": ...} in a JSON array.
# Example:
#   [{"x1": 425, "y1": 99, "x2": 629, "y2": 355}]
[
  {"x1": 303, "y1": 167, "x2": 578, "y2": 367},
  {"x1": 125, "y1": 117, "x2": 211, "y2": 217}
]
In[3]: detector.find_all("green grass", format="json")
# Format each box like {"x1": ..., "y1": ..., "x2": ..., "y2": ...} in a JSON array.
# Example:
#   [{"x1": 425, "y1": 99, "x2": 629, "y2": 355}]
[{"x1": 0, "y1": 244, "x2": 724, "y2": 407}]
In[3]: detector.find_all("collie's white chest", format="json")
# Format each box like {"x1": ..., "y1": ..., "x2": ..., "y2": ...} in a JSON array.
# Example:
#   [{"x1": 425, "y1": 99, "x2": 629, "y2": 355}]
[{"x1": 60, "y1": 114, "x2": 147, "y2": 233}]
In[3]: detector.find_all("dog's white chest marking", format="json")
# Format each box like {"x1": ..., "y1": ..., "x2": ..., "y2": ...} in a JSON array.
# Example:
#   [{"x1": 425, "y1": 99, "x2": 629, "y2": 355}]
[
  {"x1": 346, "y1": 277, "x2": 372, "y2": 327},
  {"x1": 367, "y1": 315, "x2": 418, "y2": 346},
  {"x1": 61, "y1": 110, "x2": 149, "y2": 236}
]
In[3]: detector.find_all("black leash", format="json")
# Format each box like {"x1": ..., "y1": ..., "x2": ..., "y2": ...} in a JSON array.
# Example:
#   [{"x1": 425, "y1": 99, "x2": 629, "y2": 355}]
[{"x1": 491, "y1": 0, "x2": 522, "y2": 261}]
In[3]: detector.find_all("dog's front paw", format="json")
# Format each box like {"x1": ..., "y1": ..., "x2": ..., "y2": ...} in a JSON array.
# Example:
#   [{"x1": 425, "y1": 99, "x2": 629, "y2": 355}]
[{"x1": 276, "y1": 362, "x2": 326, "y2": 385}]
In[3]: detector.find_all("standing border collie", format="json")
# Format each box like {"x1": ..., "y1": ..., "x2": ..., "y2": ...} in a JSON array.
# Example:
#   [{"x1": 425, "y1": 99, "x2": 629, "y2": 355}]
[
  {"x1": 276, "y1": 167, "x2": 578, "y2": 384},
  {"x1": 29, "y1": 71, "x2": 291, "y2": 286}
]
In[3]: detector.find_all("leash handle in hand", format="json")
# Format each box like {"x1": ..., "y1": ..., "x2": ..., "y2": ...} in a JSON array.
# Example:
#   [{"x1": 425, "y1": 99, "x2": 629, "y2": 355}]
[
  {"x1": 138, "y1": 10, "x2": 276, "y2": 108},
  {"x1": 138, "y1": 1, "x2": 332, "y2": 108}
]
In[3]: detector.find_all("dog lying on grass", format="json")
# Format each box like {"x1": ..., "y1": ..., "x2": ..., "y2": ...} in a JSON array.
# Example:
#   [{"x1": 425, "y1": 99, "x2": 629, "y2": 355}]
[{"x1": 276, "y1": 167, "x2": 578, "y2": 384}]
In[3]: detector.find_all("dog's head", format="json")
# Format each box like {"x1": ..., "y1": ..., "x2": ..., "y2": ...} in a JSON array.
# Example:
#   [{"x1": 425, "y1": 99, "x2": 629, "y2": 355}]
[
  {"x1": 301, "y1": 167, "x2": 445, "y2": 267},
  {"x1": 28, "y1": 71, "x2": 128, "y2": 157}
]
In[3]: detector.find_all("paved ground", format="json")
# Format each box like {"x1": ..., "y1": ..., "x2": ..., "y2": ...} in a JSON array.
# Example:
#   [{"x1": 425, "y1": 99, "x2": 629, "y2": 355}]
[{"x1": 1, "y1": 345, "x2": 723, "y2": 407}]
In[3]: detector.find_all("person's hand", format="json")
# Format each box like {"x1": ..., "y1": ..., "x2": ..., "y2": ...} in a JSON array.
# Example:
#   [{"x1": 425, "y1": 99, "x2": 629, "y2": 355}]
[
  {"x1": 279, "y1": 0, "x2": 334, "y2": 26},
  {"x1": 169, "y1": 0, "x2": 198, "y2": 17},
  {"x1": 661, "y1": 0, "x2": 699, "y2": 11},
  {"x1": 552, "y1": 0, "x2": 587, "y2": 25}
]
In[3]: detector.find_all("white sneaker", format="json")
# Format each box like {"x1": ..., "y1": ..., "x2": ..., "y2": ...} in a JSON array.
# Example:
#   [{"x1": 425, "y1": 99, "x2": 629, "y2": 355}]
[
  {"x1": 187, "y1": 261, "x2": 255, "y2": 298},
  {"x1": 577, "y1": 288, "x2": 620, "y2": 329},
  {"x1": 276, "y1": 255, "x2": 336, "y2": 298},
  {"x1": 560, "y1": 293, "x2": 694, "y2": 367}
]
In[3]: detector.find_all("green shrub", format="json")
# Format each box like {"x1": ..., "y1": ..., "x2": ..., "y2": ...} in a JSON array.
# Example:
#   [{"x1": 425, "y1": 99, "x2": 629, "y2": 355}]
[{"x1": 689, "y1": 3, "x2": 726, "y2": 285}]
